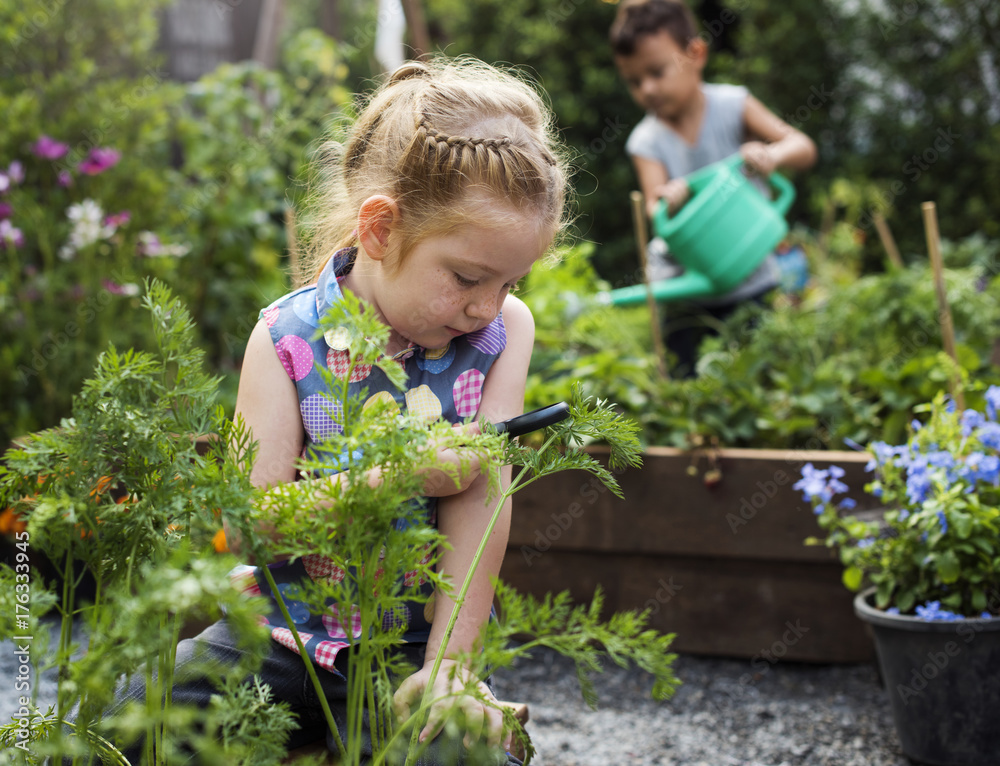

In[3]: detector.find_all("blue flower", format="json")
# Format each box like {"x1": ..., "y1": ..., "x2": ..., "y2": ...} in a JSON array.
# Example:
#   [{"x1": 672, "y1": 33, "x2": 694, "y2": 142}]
[
  {"x1": 838, "y1": 497, "x2": 857, "y2": 510},
  {"x1": 961, "y1": 409, "x2": 986, "y2": 436},
  {"x1": 915, "y1": 601, "x2": 964, "y2": 621},
  {"x1": 886, "y1": 607, "x2": 900, "y2": 615},
  {"x1": 976, "y1": 422, "x2": 1000, "y2": 450},
  {"x1": 857, "y1": 537, "x2": 875, "y2": 549},
  {"x1": 911, "y1": 419, "x2": 923, "y2": 431},
  {"x1": 960, "y1": 452, "x2": 1000, "y2": 487},
  {"x1": 985, "y1": 385, "x2": 1000, "y2": 422},
  {"x1": 795, "y1": 463, "x2": 850, "y2": 505},
  {"x1": 936, "y1": 511, "x2": 948, "y2": 533}
]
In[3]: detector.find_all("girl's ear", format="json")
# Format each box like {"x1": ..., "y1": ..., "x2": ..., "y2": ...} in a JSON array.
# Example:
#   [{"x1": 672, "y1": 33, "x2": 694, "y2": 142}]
[{"x1": 357, "y1": 195, "x2": 401, "y2": 262}]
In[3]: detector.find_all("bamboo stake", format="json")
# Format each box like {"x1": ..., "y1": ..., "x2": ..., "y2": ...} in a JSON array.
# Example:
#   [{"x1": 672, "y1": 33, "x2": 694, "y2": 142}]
[
  {"x1": 921, "y1": 201, "x2": 964, "y2": 410},
  {"x1": 630, "y1": 190, "x2": 670, "y2": 379},
  {"x1": 873, "y1": 211, "x2": 904, "y2": 268},
  {"x1": 400, "y1": 0, "x2": 431, "y2": 59}
]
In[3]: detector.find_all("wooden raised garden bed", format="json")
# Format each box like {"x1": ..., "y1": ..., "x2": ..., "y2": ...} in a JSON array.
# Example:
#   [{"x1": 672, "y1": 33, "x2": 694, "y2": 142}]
[{"x1": 501, "y1": 446, "x2": 879, "y2": 663}]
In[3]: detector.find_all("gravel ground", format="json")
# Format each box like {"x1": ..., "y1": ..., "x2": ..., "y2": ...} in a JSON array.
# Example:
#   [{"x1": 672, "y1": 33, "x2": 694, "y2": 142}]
[
  {"x1": 493, "y1": 647, "x2": 912, "y2": 766},
  {"x1": 2, "y1": 623, "x2": 912, "y2": 765}
]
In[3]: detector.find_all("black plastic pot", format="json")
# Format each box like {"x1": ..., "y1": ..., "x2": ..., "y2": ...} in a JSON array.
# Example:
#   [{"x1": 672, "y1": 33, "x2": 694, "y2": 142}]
[{"x1": 854, "y1": 588, "x2": 1000, "y2": 766}]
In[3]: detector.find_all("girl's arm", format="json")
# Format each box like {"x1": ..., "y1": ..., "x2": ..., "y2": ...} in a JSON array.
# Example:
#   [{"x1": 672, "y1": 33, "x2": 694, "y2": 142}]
[
  {"x1": 741, "y1": 94, "x2": 818, "y2": 176},
  {"x1": 393, "y1": 294, "x2": 536, "y2": 747}
]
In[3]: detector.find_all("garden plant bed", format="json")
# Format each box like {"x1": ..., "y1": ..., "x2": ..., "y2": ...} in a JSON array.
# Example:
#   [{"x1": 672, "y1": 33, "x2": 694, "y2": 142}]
[{"x1": 501, "y1": 446, "x2": 880, "y2": 663}]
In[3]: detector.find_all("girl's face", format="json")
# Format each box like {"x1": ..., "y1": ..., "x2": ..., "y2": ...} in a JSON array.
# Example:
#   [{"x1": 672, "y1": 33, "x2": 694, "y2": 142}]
[
  {"x1": 615, "y1": 30, "x2": 705, "y2": 124},
  {"x1": 374, "y1": 211, "x2": 550, "y2": 350}
]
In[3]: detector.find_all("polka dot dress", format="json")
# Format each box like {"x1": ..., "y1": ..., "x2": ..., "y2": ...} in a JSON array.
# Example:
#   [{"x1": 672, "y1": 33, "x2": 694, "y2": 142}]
[{"x1": 237, "y1": 248, "x2": 507, "y2": 674}]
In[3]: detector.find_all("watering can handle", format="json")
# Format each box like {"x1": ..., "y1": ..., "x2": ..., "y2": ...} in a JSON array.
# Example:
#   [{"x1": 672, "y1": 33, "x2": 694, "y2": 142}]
[
  {"x1": 651, "y1": 155, "x2": 796, "y2": 230},
  {"x1": 721, "y1": 154, "x2": 797, "y2": 216}
]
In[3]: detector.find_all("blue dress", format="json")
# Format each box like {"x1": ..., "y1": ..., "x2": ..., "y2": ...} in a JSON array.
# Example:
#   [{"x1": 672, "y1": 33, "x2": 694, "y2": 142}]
[{"x1": 231, "y1": 248, "x2": 507, "y2": 675}]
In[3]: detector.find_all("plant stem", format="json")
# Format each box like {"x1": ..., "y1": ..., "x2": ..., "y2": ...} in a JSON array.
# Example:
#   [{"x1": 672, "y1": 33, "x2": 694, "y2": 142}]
[
  {"x1": 404, "y1": 432, "x2": 557, "y2": 764},
  {"x1": 260, "y1": 564, "x2": 347, "y2": 759}
]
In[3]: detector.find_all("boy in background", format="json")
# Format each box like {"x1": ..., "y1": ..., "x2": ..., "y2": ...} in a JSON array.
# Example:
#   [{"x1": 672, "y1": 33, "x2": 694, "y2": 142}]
[{"x1": 610, "y1": 0, "x2": 816, "y2": 377}]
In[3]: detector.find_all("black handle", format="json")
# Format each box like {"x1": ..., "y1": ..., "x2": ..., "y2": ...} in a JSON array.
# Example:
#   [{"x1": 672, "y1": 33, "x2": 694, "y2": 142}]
[{"x1": 493, "y1": 402, "x2": 571, "y2": 438}]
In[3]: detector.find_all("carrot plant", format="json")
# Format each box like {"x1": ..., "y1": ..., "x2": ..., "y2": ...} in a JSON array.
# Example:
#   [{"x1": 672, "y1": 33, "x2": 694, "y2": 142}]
[{"x1": 1, "y1": 282, "x2": 680, "y2": 765}]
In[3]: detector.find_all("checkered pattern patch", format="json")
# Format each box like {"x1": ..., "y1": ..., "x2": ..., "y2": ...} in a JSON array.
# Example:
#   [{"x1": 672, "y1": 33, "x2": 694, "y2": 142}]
[
  {"x1": 364, "y1": 390, "x2": 399, "y2": 413},
  {"x1": 302, "y1": 553, "x2": 346, "y2": 584},
  {"x1": 327, "y1": 348, "x2": 372, "y2": 382},
  {"x1": 271, "y1": 627, "x2": 313, "y2": 654},
  {"x1": 314, "y1": 640, "x2": 349, "y2": 671},
  {"x1": 403, "y1": 545, "x2": 434, "y2": 586},
  {"x1": 300, "y1": 392, "x2": 343, "y2": 443},
  {"x1": 322, "y1": 604, "x2": 363, "y2": 639},
  {"x1": 405, "y1": 384, "x2": 443, "y2": 423},
  {"x1": 453, "y1": 368, "x2": 485, "y2": 418}
]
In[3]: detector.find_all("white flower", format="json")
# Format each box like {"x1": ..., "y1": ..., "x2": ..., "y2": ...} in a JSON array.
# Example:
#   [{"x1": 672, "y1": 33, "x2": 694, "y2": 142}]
[{"x1": 63, "y1": 199, "x2": 115, "y2": 256}]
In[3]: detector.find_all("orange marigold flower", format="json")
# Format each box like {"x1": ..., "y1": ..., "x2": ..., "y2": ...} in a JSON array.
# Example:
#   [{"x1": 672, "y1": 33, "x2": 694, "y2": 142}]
[
  {"x1": 89, "y1": 475, "x2": 114, "y2": 499},
  {"x1": 212, "y1": 528, "x2": 229, "y2": 553},
  {"x1": 0, "y1": 507, "x2": 27, "y2": 536}
]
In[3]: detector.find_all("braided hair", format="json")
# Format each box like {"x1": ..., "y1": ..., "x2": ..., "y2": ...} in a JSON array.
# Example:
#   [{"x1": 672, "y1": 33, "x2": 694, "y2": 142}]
[{"x1": 301, "y1": 57, "x2": 571, "y2": 283}]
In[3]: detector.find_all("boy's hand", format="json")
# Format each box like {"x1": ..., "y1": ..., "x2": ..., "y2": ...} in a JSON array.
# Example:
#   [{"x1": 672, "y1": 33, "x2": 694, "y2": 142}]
[
  {"x1": 393, "y1": 659, "x2": 508, "y2": 750},
  {"x1": 740, "y1": 141, "x2": 777, "y2": 177},
  {"x1": 653, "y1": 178, "x2": 691, "y2": 216}
]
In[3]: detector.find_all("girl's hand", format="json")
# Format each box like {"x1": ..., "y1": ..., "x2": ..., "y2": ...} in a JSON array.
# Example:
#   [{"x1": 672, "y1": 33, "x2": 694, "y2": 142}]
[
  {"x1": 653, "y1": 177, "x2": 691, "y2": 217},
  {"x1": 392, "y1": 659, "x2": 508, "y2": 750},
  {"x1": 418, "y1": 422, "x2": 484, "y2": 498},
  {"x1": 740, "y1": 141, "x2": 778, "y2": 177}
]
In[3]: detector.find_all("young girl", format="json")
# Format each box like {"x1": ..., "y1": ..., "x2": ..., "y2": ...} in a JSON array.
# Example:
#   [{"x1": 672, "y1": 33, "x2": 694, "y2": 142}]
[{"x1": 215, "y1": 57, "x2": 568, "y2": 763}]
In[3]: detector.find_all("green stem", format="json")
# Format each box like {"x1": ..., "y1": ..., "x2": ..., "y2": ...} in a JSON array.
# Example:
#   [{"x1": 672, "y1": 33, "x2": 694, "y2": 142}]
[
  {"x1": 403, "y1": 432, "x2": 558, "y2": 764},
  {"x1": 260, "y1": 564, "x2": 347, "y2": 759}
]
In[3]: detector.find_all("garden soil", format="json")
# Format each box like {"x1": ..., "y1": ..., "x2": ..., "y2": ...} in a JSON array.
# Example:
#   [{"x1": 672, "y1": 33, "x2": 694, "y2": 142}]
[{"x1": 2, "y1": 623, "x2": 910, "y2": 765}]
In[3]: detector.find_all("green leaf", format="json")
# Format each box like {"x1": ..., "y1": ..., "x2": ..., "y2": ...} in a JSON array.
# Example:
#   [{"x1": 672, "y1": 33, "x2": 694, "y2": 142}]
[
  {"x1": 842, "y1": 566, "x2": 864, "y2": 591},
  {"x1": 937, "y1": 550, "x2": 961, "y2": 584}
]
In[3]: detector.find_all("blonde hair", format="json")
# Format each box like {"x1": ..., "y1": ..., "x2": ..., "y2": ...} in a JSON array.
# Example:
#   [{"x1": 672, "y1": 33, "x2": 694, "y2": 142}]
[{"x1": 297, "y1": 57, "x2": 572, "y2": 284}]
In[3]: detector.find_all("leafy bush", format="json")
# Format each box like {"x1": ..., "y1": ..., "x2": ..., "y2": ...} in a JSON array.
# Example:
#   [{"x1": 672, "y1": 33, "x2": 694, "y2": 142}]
[
  {"x1": 804, "y1": 389, "x2": 1000, "y2": 619},
  {"x1": 1, "y1": 283, "x2": 679, "y2": 763},
  {"x1": 0, "y1": 1, "x2": 351, "y2": 446},
  {"x1": 521, "y1": 235, "x2": 1000, "y2": 450}
]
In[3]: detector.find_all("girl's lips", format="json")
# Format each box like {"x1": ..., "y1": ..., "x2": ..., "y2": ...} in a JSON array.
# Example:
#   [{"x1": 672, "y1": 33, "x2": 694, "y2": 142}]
[{"x1": 445, "y1": 327, "x2": 466, "y2": 337}]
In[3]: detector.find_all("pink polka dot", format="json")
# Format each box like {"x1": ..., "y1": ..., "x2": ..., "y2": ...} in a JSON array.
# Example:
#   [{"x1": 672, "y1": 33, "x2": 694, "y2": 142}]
[
  {"x1": 453, "y1": 368, "x2": 485, "y2": 418},
  {"x1": 275, "y1": 335, "x2": 314, "y2": 381}
]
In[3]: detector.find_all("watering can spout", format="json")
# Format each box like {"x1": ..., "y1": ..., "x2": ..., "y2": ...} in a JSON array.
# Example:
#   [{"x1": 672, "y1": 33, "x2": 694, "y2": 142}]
[{"x1": 602, "y1": 270, "x2": 716, "y2": 307}]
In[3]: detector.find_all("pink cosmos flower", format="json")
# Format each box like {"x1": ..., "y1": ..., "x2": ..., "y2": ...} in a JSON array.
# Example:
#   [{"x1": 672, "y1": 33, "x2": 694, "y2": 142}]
[
  {"x1": 0, "y1": 219, "x2": 24, "y2": 249},
  {"x1": 78, "y1": 147, "x2": 121, "y2": 176},
  {"x1": 104, "y1": 210, "x2": 131, "y2": 227},
  {"x1": 58, "y1": 170, "x2": 73, "y2": 188},
  {"x1": 32, "y1": 135, "x2": 70, "y2": 160},
  {"x1": 0, "y1": 202, "x2": 11, "y2": 220}
]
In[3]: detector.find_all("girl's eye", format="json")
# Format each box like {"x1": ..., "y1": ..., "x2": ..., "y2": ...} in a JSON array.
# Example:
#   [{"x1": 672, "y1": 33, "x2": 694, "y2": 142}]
[{"x1": 454, "y1": 273, "x2": 479, "y2": 288}]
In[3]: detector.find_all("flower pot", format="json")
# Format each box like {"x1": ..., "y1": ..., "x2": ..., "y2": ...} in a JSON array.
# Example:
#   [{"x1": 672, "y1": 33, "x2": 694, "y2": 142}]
[{"x1": 854, "y1": 588, "x2": 1000, "y2": 766}]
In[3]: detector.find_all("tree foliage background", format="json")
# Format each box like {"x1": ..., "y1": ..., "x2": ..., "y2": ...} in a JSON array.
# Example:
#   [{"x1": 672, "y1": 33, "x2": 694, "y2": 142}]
[{"x1": 423, "y1": 0, "x2": 1000, "y2": 281}]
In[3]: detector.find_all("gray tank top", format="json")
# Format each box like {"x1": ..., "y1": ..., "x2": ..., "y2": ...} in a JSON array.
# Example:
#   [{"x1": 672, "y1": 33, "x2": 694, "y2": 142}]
[{"x1": 626, "y1": 83, "x2": 780, "y2": 305}]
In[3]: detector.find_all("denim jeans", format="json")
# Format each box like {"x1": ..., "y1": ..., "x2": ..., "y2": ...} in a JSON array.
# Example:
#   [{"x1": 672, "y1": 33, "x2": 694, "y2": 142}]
[{"x1": 89, "y1": 620, "x2": 522, "y2": 765}]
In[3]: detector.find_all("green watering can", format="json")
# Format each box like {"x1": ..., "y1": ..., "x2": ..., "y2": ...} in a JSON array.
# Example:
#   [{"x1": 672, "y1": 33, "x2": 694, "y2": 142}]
[{"x1": 606, "y1": 154, "x2": 796, "y2": 306}]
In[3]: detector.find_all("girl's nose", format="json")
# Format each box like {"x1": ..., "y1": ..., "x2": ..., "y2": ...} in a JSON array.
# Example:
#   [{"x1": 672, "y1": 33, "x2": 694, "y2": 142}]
[{"x1": 466, "y1": 289, "x2": 501, "y2": 322}]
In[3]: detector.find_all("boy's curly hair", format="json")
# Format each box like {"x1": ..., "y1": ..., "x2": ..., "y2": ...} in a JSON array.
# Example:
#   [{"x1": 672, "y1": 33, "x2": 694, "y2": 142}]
[{"x1": 609, "y1": 0, "x2": 699, "y2": 56}]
